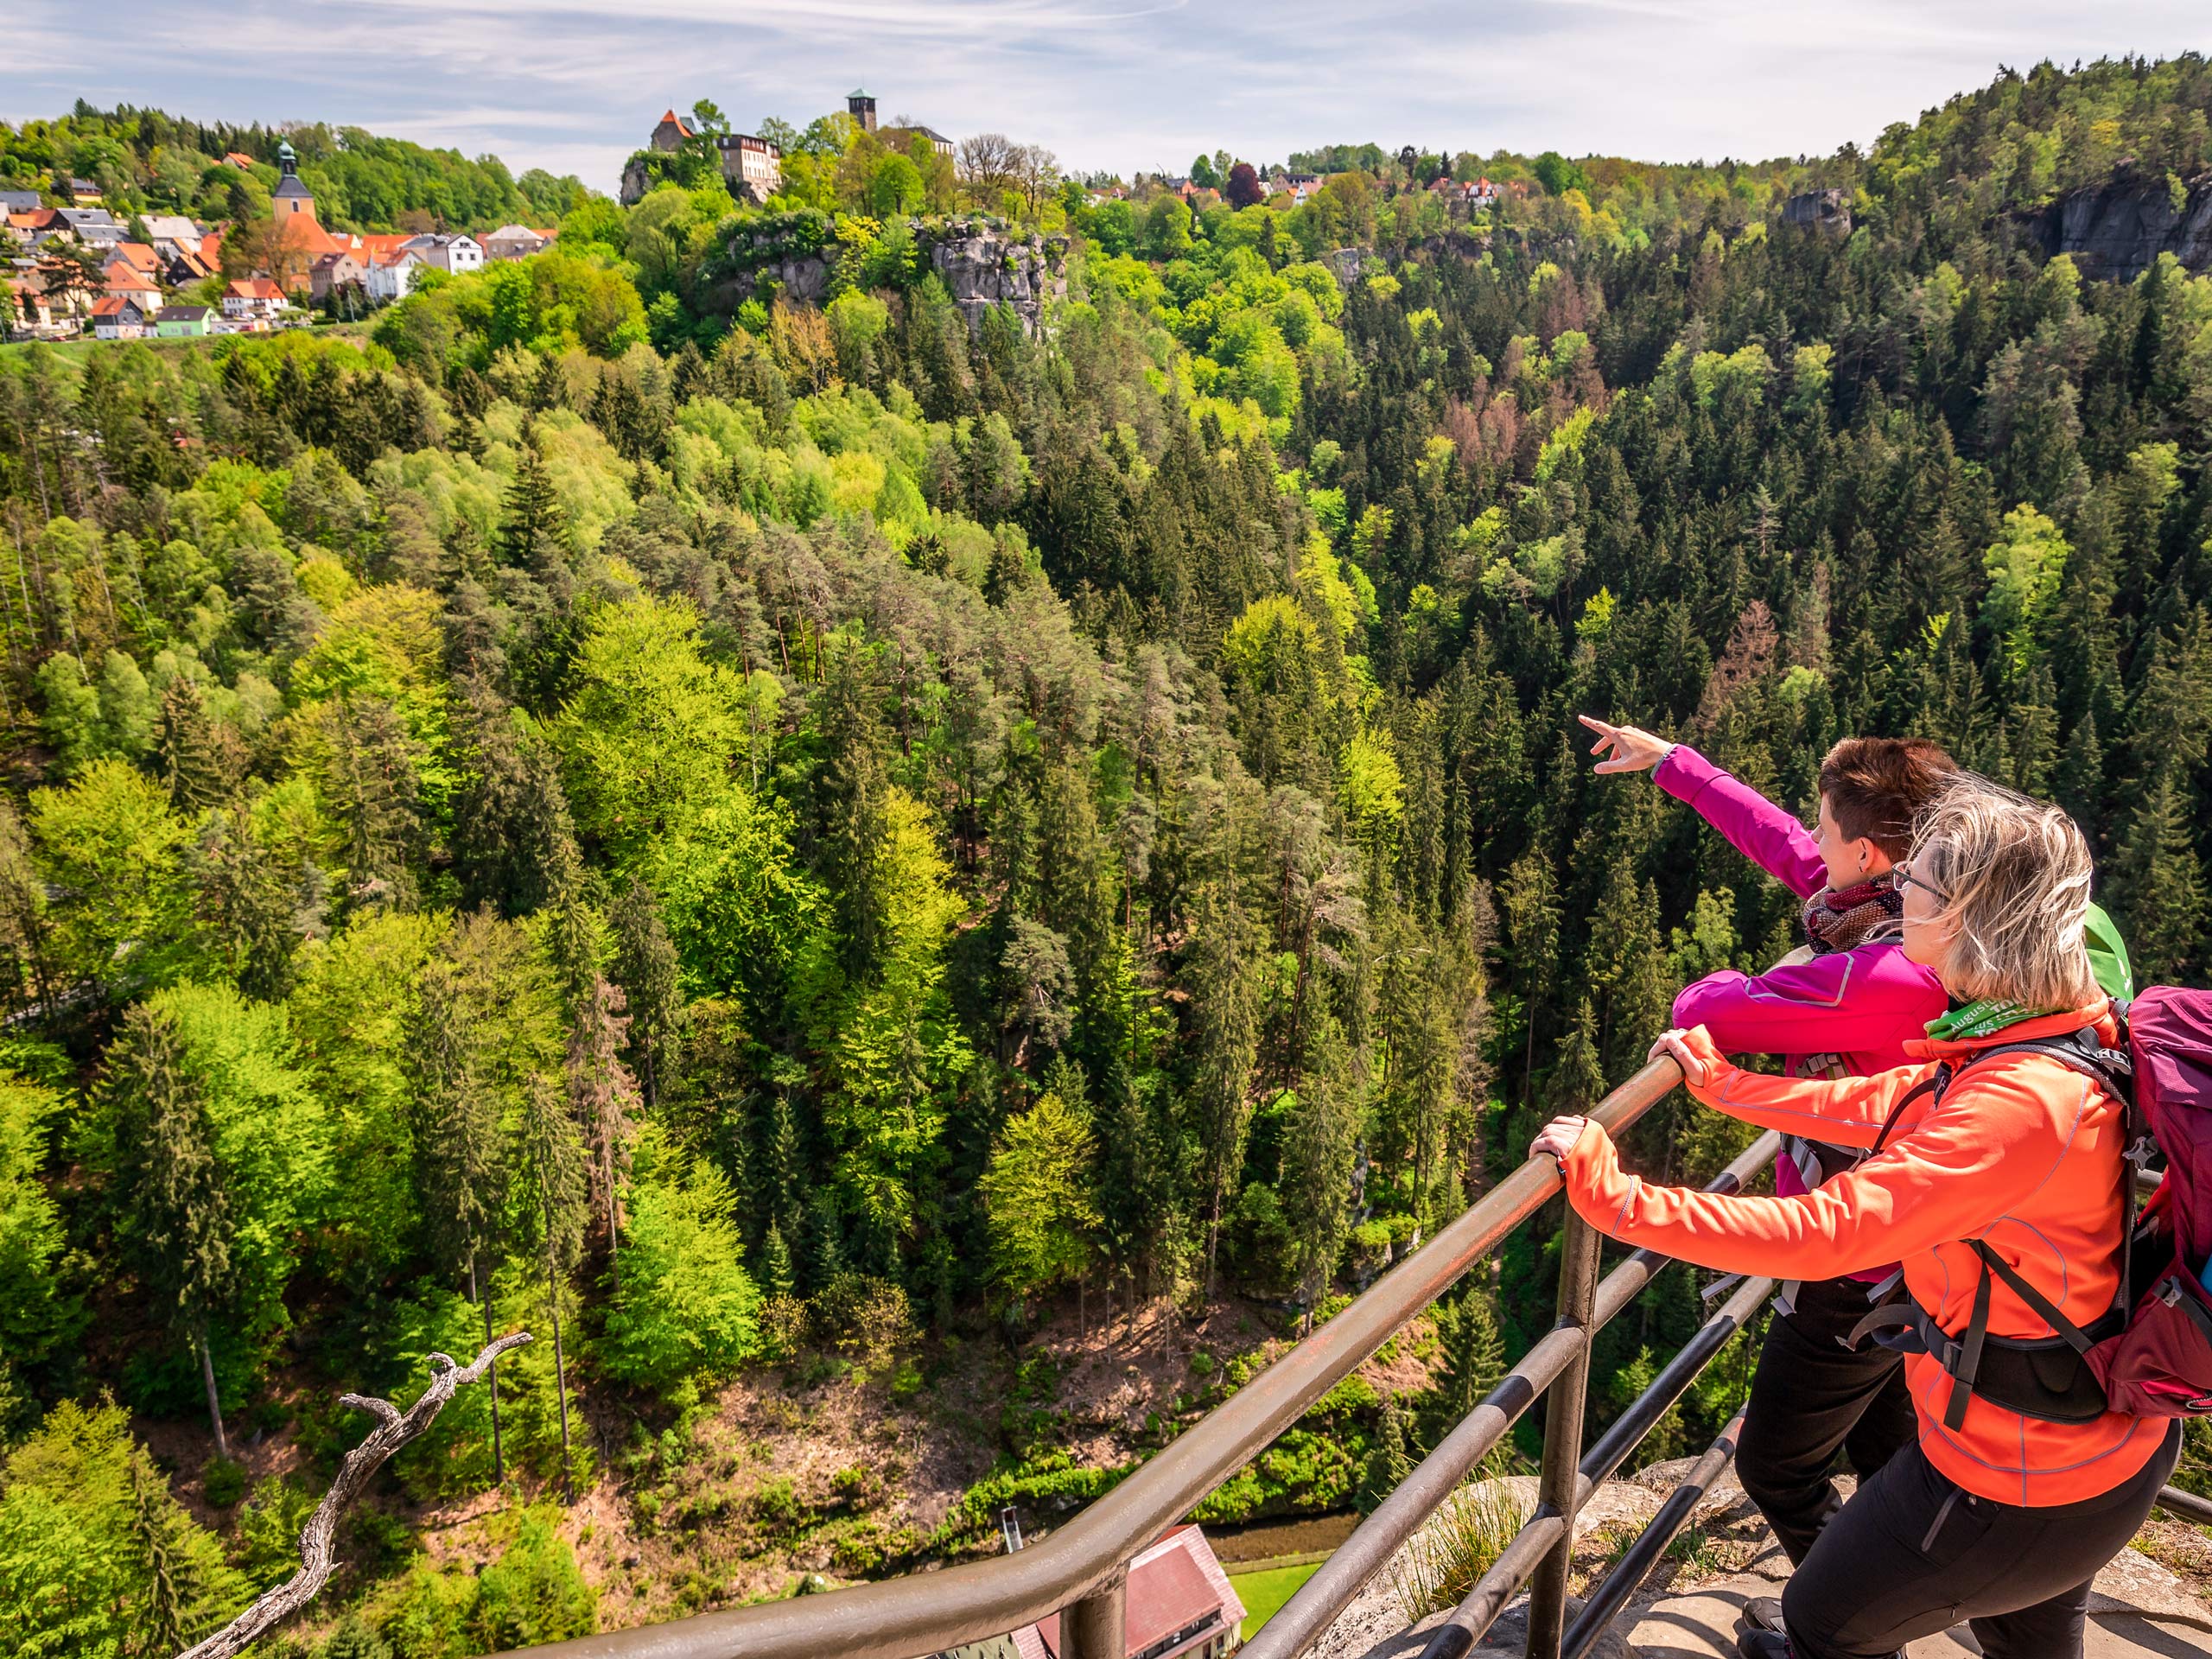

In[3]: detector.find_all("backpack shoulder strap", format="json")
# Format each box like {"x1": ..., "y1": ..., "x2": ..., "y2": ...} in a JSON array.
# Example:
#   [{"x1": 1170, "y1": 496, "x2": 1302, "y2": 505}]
[{"x1": 1967, "y1": 1238, "x2": 2098, "y2": 1356}]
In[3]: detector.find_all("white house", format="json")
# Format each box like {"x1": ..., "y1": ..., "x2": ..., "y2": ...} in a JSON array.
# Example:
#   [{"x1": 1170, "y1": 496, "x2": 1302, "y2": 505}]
[
  {"x1": 402, "y1": 232, "x2": 483, "y2": 275},
  {"x1": 365, "y1": 247, "x2": 425, "y2": 302},
  {"x1": 222, "y1": 277, "x2": 287, "y2": 321}
]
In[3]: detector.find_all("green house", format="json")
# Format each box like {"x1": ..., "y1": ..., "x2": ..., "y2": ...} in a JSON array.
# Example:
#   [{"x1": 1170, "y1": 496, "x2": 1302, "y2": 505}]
[{"x1": 154, "y1": 304, "x2": 213, "y2": 337}]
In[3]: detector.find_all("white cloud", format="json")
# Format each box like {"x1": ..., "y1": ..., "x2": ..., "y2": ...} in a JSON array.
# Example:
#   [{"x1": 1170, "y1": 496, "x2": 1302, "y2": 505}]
[{"x1": 7, "y1": 0, "x2": 2206, "y2": 192}]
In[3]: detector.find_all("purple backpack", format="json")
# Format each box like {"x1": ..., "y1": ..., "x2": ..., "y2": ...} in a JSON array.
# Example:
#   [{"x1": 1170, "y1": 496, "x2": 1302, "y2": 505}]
[{"x1": 2085, "y1": 988, "x2": 2212, "y2": 1417}]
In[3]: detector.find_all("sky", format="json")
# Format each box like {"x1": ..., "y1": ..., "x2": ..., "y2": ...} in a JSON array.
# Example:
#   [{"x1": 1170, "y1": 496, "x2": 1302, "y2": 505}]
[{"x1": 6, "y1": 0, "x2": 2208, "y2": 194}]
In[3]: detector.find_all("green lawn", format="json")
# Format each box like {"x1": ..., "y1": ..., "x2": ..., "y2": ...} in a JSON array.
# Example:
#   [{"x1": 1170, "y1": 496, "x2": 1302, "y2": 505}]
[{"x1": 1230, "y1": 1561, "x2": 1324, "y2": 1642}]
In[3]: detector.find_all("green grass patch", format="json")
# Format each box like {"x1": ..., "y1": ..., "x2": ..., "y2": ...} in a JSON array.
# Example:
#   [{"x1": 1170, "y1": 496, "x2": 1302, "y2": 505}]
[{"x1": 1230, "y1": 1560, "x2": 1323, "y2": 1641}]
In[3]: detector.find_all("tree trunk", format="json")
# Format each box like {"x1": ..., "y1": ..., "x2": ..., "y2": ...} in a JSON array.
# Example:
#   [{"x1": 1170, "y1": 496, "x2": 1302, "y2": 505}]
[
  {"x1": 198, "y1": 1325, "x2": 230, "y2": 1461},
  {"x1": 547, "y1": 1222, "x2": 574, "y2": 1503},
  {"x1": 605, "y1": 1176, "x2": 621, "y2": 1294},
  {"x1": 469, "y1": 1254, "x2": 504, "y2": 1484}
]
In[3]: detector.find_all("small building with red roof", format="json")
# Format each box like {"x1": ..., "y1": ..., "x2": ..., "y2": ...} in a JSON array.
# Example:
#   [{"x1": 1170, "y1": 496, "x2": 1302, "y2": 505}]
[{"x1": 995, "y1": 1527, "x2": 1243, "y2": 1659}]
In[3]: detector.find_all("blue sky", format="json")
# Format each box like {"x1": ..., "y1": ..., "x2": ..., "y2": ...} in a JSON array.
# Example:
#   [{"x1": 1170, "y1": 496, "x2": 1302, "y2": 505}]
[{"x1": 7, "y1": 0, "x2": 2207, "y2": 194}]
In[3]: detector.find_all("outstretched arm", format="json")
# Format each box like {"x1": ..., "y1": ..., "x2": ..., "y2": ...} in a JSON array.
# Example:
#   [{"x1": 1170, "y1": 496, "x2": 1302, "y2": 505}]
[
  {"x1": 1652, "y1": 1027, "x2": 1935, "y2": 1147},
  {"x1": 1643, "y1": 737, "x2": 1826, "y2": 899},
  {"x1": 1672, "y1": 950, "x2": 1943, "y2": 1059},
  {"x1": 1542, "y1": 1096, "x2": 2057, "y2": 1281}
]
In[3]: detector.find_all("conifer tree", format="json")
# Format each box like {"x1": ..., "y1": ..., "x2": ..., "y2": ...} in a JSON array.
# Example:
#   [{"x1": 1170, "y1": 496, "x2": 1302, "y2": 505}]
[
  {"x1": 610, "y1": 880, "x2": 683, "y2": 1109},
  {"x1": 407, "y1": 955, "x2": 510, "y2": 1480},
  {"x1": 109, "y1": 1003, "x2": 234, "y2": 1459},
  {"x1": 156, "y1": 676, "x2": 242, "y2": 814},
  {"x1": 516, "y1": 1073, "x2": 588, "y2": 1500}
]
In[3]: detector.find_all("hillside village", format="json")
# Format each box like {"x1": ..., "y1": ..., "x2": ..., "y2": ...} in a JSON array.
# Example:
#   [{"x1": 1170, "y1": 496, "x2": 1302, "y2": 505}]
[{"x1": 3, "y1": 92, "x2": 1519, "y2": 344}]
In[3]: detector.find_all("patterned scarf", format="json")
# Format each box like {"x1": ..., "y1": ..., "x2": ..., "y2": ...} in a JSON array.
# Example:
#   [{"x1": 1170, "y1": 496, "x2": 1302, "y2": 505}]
[{"x1": 1801, "y1": 871, "x2": 1904, "y2": 956}]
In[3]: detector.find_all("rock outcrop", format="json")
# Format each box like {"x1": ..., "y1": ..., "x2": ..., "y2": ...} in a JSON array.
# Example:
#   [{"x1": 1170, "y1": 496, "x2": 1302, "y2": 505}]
[
  {"x1": 1780, "y1": 188, "x2": 1852, "y2": 239},
  {"x1": 925, "y1": 220, "x2": 1069, "y2": 334},
  {"x1": 713, "y1": 219, "x2": 1069, "y2": 335},
  {"x1": 2027, "y1": 168, "x2": 2212, "y2": 281}
]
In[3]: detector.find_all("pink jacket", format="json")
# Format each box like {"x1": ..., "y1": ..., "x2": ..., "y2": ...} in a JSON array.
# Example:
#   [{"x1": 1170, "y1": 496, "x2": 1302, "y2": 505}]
[{"x1": 1655, "y1": 746, "x2": 1948, "y2": 1217}]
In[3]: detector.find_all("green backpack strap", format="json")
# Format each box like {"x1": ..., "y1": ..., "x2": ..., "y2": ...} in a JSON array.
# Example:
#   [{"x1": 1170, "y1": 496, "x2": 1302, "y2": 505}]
[{"x1": 2084, "y1": 901, "x2": 2134, "y2": 1011}]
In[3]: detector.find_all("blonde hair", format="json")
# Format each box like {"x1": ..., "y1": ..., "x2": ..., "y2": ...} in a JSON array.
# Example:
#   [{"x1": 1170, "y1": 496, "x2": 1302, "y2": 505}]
[{"x1": 1911, "y1": 776, "x2": 2100, "y2": 1010}]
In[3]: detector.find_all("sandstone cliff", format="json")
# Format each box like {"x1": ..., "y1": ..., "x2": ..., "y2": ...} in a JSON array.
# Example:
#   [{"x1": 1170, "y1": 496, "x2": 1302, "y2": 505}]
[
  {"x1": 713, "y1": 219, "x2": 1069, "y2": 335},
  {"x1": 2027, "y1": 167, "x2": 2212, "y2": 281}
]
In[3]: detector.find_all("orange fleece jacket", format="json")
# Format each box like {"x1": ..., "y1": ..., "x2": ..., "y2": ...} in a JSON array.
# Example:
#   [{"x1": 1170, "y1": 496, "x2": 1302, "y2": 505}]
[{"x1": 1560, "y1": 1007, "x2": 2166, "y2": 1506}]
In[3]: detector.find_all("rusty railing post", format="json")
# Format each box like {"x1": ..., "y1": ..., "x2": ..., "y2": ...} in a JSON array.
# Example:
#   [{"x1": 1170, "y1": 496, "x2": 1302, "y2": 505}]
[
  {"x1": 1525, "y1": 1207, "x2": 1602, "y2": 1659},
  {"x1": 1060, "y1": 1571, "x2": 1127, "y2": 1659}
]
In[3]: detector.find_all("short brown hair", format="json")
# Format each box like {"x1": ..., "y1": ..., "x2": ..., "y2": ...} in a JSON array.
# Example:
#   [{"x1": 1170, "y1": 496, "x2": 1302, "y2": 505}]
[{"x1": 1818, "y1": 737, "x2": 1957, "y2": 859}]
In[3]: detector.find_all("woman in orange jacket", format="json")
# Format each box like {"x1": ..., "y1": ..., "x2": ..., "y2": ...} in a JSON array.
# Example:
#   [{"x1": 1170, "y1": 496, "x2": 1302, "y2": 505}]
[{"x1": 1532, "y1": 780, "x2": 2177, "y2": 1659}]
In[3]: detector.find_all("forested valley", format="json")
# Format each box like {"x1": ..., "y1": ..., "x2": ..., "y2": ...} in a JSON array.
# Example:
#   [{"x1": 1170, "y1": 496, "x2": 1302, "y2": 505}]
[{"x1": 3, "y1": 54, "x2": 2212, "y2": 1656}]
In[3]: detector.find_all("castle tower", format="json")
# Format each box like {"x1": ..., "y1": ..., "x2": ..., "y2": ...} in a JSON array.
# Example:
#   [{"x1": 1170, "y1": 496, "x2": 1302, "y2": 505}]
[
  {"x1": 273, "y1": 140, "x2": 315, "y2": 219},
  {"x1": 847, "y1": 88, "x2": 877, "y2": 133}
]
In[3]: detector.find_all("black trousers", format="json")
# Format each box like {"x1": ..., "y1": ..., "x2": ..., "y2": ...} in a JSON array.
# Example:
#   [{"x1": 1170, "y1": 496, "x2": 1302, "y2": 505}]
[
  {"x1": 1737, "y1": 1275, "x2": 1918, "y2": 1565},
  {"x1": 1780, "y1": 1420, "x2": 2183, "y2": 1659}
]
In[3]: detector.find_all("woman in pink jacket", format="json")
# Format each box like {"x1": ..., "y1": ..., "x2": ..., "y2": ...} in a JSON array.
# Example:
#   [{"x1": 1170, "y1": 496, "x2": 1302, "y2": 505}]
[{"x1": 1581, "y1": 717, "x2": 1954, "y2": 1565}]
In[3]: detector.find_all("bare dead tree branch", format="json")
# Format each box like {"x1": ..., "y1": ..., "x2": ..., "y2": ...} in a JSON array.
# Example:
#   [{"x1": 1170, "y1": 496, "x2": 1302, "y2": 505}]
[{"x1": 177, "y1": 1332, "x2": 532, "y2": 1659}]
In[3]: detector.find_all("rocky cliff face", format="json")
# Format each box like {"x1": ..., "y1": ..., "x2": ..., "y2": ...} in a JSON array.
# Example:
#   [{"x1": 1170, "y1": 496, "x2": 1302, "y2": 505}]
[
  {"x1": 1780, "y1": 188, "x2": 1852, "y2": 239},
  {"x1": 715, "y1": 220, "x2": 1070, "y2": 334},
  {"x1": 2027, "y1": 168, "x2": 2212, "y2": 281},
  {"x1": 925, "y1": 221, "x2": 1069, "y2": 334}
]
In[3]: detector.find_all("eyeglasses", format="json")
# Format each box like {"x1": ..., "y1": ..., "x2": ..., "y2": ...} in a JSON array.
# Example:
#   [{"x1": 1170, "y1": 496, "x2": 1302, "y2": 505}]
[{"x1": 1894, "y1": 861, "x2": 1950, "y2": 904}]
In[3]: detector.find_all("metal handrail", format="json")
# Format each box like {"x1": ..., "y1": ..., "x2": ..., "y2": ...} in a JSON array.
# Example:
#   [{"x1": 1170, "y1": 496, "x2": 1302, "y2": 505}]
[
  {"x1": 511, "y1": 1052, "x2": 1699, "y2": 1659},
  {"x1": 1239, "y1": 1128, "x2": 1783, "y2": 1659}
]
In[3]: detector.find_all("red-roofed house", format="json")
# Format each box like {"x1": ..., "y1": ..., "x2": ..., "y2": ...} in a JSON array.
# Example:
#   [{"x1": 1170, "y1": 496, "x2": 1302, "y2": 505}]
[
  {"x1": 105, "y1": 268, "x2": 163, "y2": 307},
  {"x1": 998, "y1": 1528, "x2": 1243, "y2": 1659},
  {"x1": 224, "y1": 276, "x2": 286, "y2": 321},
  {"x1": 92, "y1": 295, "x2": 154, "y2": 339},
  {"x1": 222, "y1": 151, "x2": 257, "y2": 169}
]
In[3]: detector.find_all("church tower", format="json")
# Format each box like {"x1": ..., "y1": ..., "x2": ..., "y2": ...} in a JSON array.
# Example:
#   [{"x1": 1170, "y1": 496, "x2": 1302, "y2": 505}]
[
  {"x1": 273, "y1": 140, "x2": 315, "y2": 219},
  {"x1": 847, "y1": 88, "x2": 878, "y2": 133}
]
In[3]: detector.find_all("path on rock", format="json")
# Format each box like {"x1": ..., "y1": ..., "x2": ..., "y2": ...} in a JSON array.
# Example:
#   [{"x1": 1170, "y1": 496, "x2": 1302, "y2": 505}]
[{"x1": 1320, "y1": 1462, "x2": 2212, "y2": 1659}]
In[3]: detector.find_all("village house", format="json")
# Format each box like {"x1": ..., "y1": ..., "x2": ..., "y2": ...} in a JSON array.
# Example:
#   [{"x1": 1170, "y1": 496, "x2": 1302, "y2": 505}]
[
  {"x1": 0, "y1": 191, "x2": 41, "y2": 215},
  {"x1": 162, "y1": 245, "x2": 214, "y2": 287},
  {"x1": 364, "y1": 245, "x2": 424, "y2": 302},
  {"x1": 309, "y1": 249, "x2": 368, "y2": 303},
  {"x1": 104, "y1": 267, "x2": 164, "y2": 312},
  {"x1": 402, "y1": 232, "x2": 483, "y2": 274},
  {"x1": 139, "y1": 214, "x2": 204, "y2": 256},
  {"x1": 57, "y1": 207, "x2": 123, "y2": 246},
  {"x1": 69, "y1": 178, "x2": 103, "y2": 206},
  {"x1": 482, "y1": 224, "x2": 555, "y2": 261},
  {"x1": 104, "y1": 242, "x2": 162, "y2": 280},
  {"x1": 91, "y1": 295, "x2": 153, "y2": 339},
  {"x1": 221, "y1": 151, "x2": 257, "y2": 169},
  {"x1": 155, "y1": 303, "x2": 213, "y2": 338},
  {"x1": 223, "y1": 276, "x2": 286, "y2": 321}
]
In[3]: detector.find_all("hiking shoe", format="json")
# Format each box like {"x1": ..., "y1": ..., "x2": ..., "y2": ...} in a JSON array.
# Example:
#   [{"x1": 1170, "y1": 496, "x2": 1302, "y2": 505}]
[
  {"x1": 1742, "y1": 1598, "x2": 1785, "y2": 1636},
  {"x1": 1735, "y1": 1631, "x2": 1791, "y2": 1659}
]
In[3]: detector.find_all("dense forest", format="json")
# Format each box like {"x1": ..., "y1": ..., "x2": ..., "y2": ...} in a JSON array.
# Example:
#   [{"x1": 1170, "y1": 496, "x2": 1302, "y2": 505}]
[{"x1": 2, "y1": 52, "x2": 2211, "y2": 1657}]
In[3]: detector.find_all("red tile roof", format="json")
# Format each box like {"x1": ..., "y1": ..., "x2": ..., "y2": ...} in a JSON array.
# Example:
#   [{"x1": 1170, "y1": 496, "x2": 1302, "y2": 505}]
[
  {"x1": 1020, "y1": 1529, "x2": 1242, "y2": 1659},
  {"x1": 228, "y1": 276, "x2": 284, "y2": 300}
]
